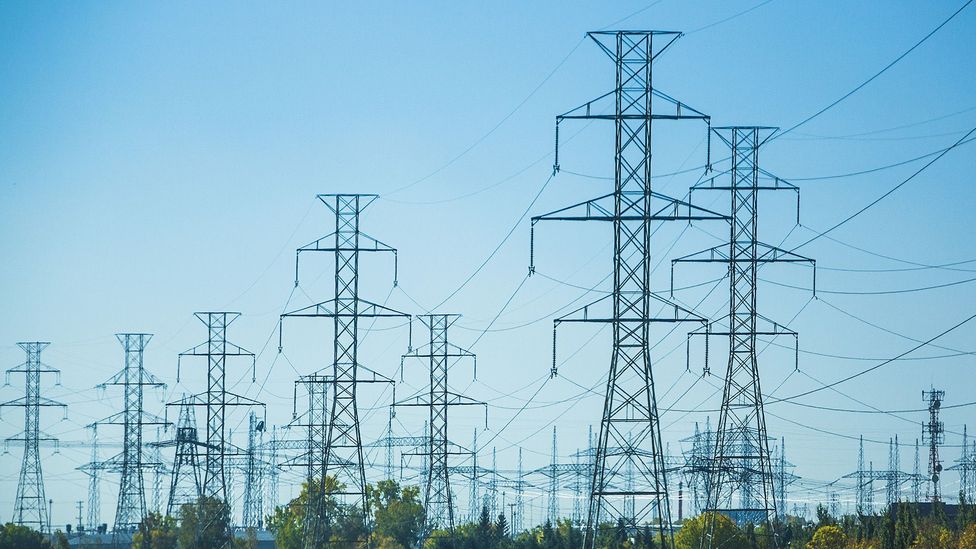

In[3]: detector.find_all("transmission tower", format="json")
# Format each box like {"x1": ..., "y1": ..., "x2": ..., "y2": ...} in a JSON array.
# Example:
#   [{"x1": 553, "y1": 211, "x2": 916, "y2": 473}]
[
  {"x1": 949, "y1": 425, "x2": 974, "y2": 502},
  {"x1": 159, "y1": 398, "x2": 203, "y2": 516},
  {"x1": 94, "y1": 333, "x2": 167, "y2": 531},
  {"x1": 923, "y1": 388, "x2": 945, "y2": 502},
  {"x1": 547, "y1": 427, "x2": 558, "y2": 525},
  {"x1": 857, "y1": 436, "x2": 871, "y2": 515},
  {"x1": 242, "y1": 411, "x2": 266, "y2": 529},
  {"x1": 672, "y1": 127, "x2": 813, "y2": 539},
  {"x1": 279, "y1": 194, "x2": 408, "y2": 546},
  {"x1": 83, "y1": 425, "x2": 100, "y2": 530},
  {"x1": 913, "y1": 439, "x2": 922, "y2": 502},
  {"x1": 2, "y1": 342, "x2": 66, "y2": 533},
  {"x1": 530, "y1": 31, "x2": 723, "y2": 549},
  {"x1": 396, "y1": 314, "x2": 486, "y2": 537},
  {"x1": 469, "y1": 429, "x2": 480, "y2": 523},
  {"x1": 171, "y1": 312, "x2": 262, "y2": 504}
]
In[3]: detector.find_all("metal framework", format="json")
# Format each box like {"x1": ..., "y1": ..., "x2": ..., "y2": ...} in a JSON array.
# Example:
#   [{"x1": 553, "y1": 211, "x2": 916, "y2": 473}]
[
  {"x1": 2, "y1": 342, "x2": 65, "y2": 533},
  {"x1": 94, "y1": 333, "x2": 167, "y2": 531},
  {"x1": 243, "y1": 411, "x2": 266, "y2": 529},
  {"x1": 155, "y1": 399, "x2": 203, "y2": 516},
  {"x1": 673, "y1": 128, "x2": 813, "y2": 541},
  {"x1": 396, "y1": 314, "x2": 486, "y2": 537},
  {"x1": 280, "y1": 194, "x2": 407, "y2": 546},
  {"x1": 923, "y1": 388, "x2": 945, "y2": 502},
  {"x1": 170, "y1": 312, "x2": 262, "y2": 504},
  {"x1": 842, "y1": 435, "x2": 913, "y2": 512},
  {"x1": 530, "y1": 30, "x2": 723, "y2": 549}
]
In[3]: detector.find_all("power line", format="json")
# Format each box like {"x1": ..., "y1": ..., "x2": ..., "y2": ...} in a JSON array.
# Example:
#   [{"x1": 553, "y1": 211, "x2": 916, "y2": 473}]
[{"x1": 776, "y1": 0, "x2": 973, "y2": 138}]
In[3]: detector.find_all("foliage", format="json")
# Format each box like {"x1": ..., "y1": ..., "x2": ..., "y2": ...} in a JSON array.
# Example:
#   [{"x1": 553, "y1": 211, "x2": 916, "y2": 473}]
[
  {"x1": 675, "y1": 512, "x2": 749, "y2": 549},
  {"x1": 177, "y1": 496, "x2": 233, "y2": 548},
  {"x1": 807, "y1": 525, "x2": 848, "y2": 549},
  {"x1": 132, "y1": 511, "x2": 178, "y2": 549},
  {"x1": 368, "y1": 479, "x2": 425, "y2": 548},
  {"x1": 959, "y1": 523, "x2": 976, "y2": 549},
  {"x1": 0, "y1": 523, "x2": 53, "y2": 549}
]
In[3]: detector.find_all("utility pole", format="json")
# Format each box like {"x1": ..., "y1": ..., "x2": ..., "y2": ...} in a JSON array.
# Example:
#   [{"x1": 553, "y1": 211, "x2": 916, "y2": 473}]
[
  {"x1": 171, "y1": 312, "x2": 262, "y2": 505},
  {"x1": 2, "y1": 342, "x2": 66, "y2": 533},
  {"x1": 673, "y1": 127, "x2": 813, "y2": 542},
  {"x1": 530, "y1": 31, "x2": 721, "y2": 549},
  {"x1": 923, "y1": 388, "x2": 945, "y2": 502},
  {"x1": 94, "y1": 333, "x2": 167, "y2": 531},
  {"x1": 279, "y1": 194, "x2": 407, "y2": 546},
  {"x1": 396, "y1": 314, "x2": 486, "y2": 538}
]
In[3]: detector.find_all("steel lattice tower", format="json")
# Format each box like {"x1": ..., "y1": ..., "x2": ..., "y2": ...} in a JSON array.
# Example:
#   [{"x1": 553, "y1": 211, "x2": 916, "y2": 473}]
[
  {"x1": 547, "y1": 427, "x2": 558, "y2": 525},
  {"x1": 673, "y1": 128, "x2": 813, "y2": 540},
  {"x1": 280, "y1": 194, "x2": 407, "y2": 546},
  {"x1": 95, "y1": 333, "x2": 167, "y2": 531},
  {"x1": 396, "y1": 314, "x2": 486, "y2": 537},
  {"x1": 923, "y1": 388, "x2": 945, "y2": 502},
  {"x1": 286, "y1": 370, "x2": 331, "y2": 538},
  {"x1": 162, "y1": 399, "x2": 203, "y2": 516},
  {"x1": 530, "y1": 31, "x2": 722, "y2": 548},
  {"x1": 2, "y1": 342, "x2": 65, "y2": 533},
  {"x1": 84, "y1": 425, "x2": 101, "y2": 530},
  {"x1": 243, "y1": 411, "x2": 266, "y2": 529},
  {"x1": 171, "y1": 312, "x2": 262, "y2": 504}
]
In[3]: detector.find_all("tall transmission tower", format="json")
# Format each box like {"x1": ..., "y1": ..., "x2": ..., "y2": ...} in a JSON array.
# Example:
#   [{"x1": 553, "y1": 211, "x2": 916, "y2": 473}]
[
  {"x1": 922, "y1": 388, "x2": 945, "y2": 502},
  {"x1": 547, "y1": 427, "x2": 558, "y2": 525},
  {"x1": 396, "y1": 314, "x2": 486, "y2": 537},
  {"x1": 673, "y1": 127, "x2": 813, "y2": 539},
  {"x1": 279, "y1": 194, "x2": 408, "y2": 545},
  {"x1": 171, "y1": 312, "x2": 262, "y2": 504},
  {"x1": 242, "y1": 411, "x2": 266, "y2": 529},
  {"x1": 2, "y1": 342, "x2": 66, "y2": 533},
  {"x1": 94, "y1": 333, "x2": 167, "y2": 531},
  {"x1": 949, "y1": 425, "x2": 974, "y2": 502},
  {"x1": 159, "y1": 399, "x2": 203, "y2": 516},
  {"x1": 913, "y1": 439, "x2": 922, "y2": 502},
  {"x1": 83, "y1": 425, "x2": 101, "y2": 530},
  {"x1": 530, "y1": 31, "x2": 722, "y2": 549}
]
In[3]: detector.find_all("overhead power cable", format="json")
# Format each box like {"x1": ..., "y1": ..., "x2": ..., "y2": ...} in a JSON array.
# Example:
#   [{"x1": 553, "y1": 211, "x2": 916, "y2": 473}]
[{"x1": 775, "y1": 0, "x2": 973, "y2": 138}]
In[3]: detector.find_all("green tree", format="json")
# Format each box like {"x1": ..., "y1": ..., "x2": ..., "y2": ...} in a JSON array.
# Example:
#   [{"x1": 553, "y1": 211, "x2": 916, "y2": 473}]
[
  {"x1": 0, "y1": 523, "x2": 53, "y2": 549},
  {"x1": 267, "y1": 476, "x2": 351, "y2": 549},
  {"x1": 894, "y1": 503, "x2": 917, "y2": 549},
  {"x1": 910, "y1": 520, "x2": 951, "y2": 548},
  {"x1": 959, "y1": 522, "x2": 976, "y2": 549},
  {"x1": 676, "y1": 513, "x2": 748, "y2": 549},
  {"x1": 367, "y1": 480, "x2": 425, "y2": 548},
  {"x1": 177, "y1": 496, "x2": 232, "y2": 549},
  {"x1": 132, "y1": 512, "x2": 178, "y2": 549},
  {"x1": 51, "y1": 531, "x2": 69, "y2": 549},
  {"x1": 806, "y1": 525, "x2": 847, "y2": 549}
]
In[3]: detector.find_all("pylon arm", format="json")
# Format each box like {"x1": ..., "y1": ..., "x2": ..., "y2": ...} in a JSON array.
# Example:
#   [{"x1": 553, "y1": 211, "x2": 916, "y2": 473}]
[
  {"x1": 552, "y1": 293, "x2": 708, "y2": 325},
  {"x1": 530, "y1": 192, "x2": 727, "y2": 224},
  {"x1": 97, "y1": 368, "x2": 166, "y2": 388},
  {"x1": 179, "y1": 340, "x2": 253, "y2": 358},
  {"x1": 297, "y1": 230, "x2": 396, "y2": 255},
  {"x1": 671, "y1": 242, "x2": 816, "y2": 295},
  {"x1": 0, "y1": 395, "x2": 66, "y2": 408},
  {"x1": 92, "y1": 410, "x2": 171, "y2": 426},
  {"x1": 281, "y1": 298, "x2": 409, "y2": 319}
]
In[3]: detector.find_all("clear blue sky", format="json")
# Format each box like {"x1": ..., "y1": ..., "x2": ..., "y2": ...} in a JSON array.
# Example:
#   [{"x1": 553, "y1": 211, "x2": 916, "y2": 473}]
[{"x1": 1, "y1": 0, "x2": 974, "y2": 529}]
